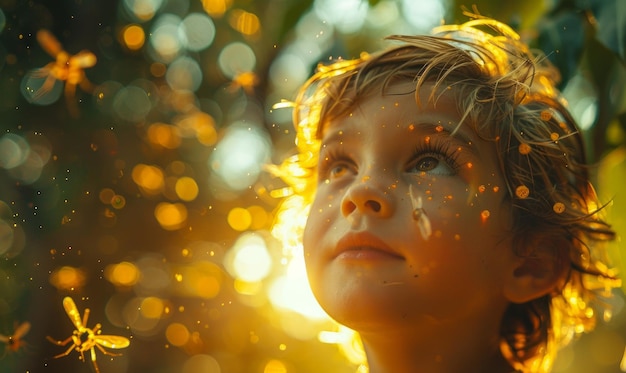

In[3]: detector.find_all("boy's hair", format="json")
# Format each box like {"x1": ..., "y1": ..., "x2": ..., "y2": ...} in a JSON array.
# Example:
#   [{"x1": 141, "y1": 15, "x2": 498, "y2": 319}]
[{"x1": 270, "y1": 14, "x2": 620, "y2": 372}]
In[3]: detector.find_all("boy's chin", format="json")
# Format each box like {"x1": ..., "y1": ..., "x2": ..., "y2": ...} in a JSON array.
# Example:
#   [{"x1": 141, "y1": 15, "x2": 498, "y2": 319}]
[{"x1": 314, "y1": 285, "x2": 422, "y2": 329}]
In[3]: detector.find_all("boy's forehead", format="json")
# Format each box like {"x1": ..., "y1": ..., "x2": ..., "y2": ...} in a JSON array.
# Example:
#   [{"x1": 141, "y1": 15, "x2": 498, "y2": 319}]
[{"x1": 320, "y1": 83, "x2": 474, "y2": 142}]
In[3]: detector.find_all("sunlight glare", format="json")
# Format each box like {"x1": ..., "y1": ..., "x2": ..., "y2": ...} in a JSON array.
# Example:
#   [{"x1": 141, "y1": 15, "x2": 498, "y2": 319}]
[{"x1": 267, "y1": 256, "x2": 327, "y2": 320}]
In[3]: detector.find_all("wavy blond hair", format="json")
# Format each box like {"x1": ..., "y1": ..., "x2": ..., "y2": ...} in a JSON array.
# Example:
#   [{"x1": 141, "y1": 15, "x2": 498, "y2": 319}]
[{"x1": 269, "y1": 14, "x2": 620, "y2": 373}]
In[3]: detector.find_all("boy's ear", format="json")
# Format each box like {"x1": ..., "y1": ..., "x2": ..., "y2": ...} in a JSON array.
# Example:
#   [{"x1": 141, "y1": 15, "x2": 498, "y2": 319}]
[{"x1": 503, "y1": 236, "x2": 570, "y2": 304}]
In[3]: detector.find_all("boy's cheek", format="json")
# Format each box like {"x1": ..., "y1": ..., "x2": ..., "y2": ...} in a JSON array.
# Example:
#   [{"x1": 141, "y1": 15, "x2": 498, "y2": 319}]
[{"x1": 424, "y1": 196, "x2": 508, "y2": 233}]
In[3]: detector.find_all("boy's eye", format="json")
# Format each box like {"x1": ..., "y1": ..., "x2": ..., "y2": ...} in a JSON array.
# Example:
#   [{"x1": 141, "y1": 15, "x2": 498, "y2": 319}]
[
  {"x1": 329, "y1": 164, "x2": 349, "y2": 179},
  {"x1": 318, "y1": 150, "x2": 355, "y2": 182},
  {"x1": 416, "y1": 156, "x2": 438, "y2": 172},
  {"x1": 408, "y1": 154, "x2": 456, "y2": 176}
]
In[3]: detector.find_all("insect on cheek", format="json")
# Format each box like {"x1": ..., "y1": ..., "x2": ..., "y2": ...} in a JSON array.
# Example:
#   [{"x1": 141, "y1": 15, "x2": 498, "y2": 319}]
[{"x1": 409, "y1": 185, "x2": 432, "y2": 241}]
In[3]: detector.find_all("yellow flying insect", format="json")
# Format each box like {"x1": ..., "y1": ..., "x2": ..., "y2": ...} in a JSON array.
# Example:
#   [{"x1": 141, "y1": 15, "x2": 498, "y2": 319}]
[
  {"x1": 0, "y1": 321, "x2": 31, "y2": 357},
  {"x1": 32, "y1": 29, "x2": 97, "y2": 117},
  {"x1": 47, "y1": 296, "x2": 130, "y2": 373}
]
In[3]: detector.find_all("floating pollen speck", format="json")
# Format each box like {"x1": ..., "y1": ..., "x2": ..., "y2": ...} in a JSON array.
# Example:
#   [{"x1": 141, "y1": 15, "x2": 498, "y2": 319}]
[
  {"x1": 515, "y1": 185, "x2": 530, "y2": 199},
  {"x1": 481, "y1": 210, "x2": 490, "y2": 222},
  {"x1": 553, "y1": 202, "x2": 566, "y2": 213},
  {"x1": 518, "y1": 143, "x2": 531, "y2": 154}
]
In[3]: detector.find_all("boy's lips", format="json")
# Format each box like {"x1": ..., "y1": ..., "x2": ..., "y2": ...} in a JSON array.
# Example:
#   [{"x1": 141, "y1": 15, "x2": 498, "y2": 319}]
[{"x1": 334, "y1": 231, "x2": 404, "y2": 260}]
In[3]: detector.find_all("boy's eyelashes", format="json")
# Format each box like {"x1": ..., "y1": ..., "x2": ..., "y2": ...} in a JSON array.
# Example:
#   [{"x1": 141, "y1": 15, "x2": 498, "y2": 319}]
[
  {"x1": 317, "y1": 139, "x2": 463, "y2": 181},
  {"x1": 407, "y1": 141, "x2": 461, "y2": 176}
]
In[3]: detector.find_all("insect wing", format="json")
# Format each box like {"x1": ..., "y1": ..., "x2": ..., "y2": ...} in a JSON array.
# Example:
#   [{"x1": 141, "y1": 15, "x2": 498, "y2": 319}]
[
  {"x1": 418, "y1": 214, "x2": 432, "y2": 241},
  {"x1": 95, "y1": 335, "x2": 130, "y2": 349},
  {"x1": 408, "y1": 185, "x2": 422, "y2": 210},
  {"x1": 13, "y1": 322, "x2": 31, "y2": 340},
  {"x1": 0, "y1": 334, "x2": 8, "y2": 343},
  {"x1": 69, "y1": 52, "x2": 97, "y2": 69},
  {"x1": 62, "y1": 297, "x2": 84, "y2": 329},
  {"x1": 36, "y1": 30, "x2": 63, "y2": 58}
]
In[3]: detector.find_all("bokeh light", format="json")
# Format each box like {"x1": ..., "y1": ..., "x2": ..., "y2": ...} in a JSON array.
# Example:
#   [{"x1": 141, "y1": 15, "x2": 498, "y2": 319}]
[
  {"x1": 20, "y1": 71, "x2": 63, "y2": 106},
  {"x1": 105, "y1": 261, "x2": 141, "y2": 287},
  {"x1": 154, "y1": 202, "x2": 188, "y2": 230},
  {"x1": 201, "y1": 0, "x2": 232, "y2": 18},
  {"x1": 217, "y1": 42, "x2": 256, "y2": 79},
  {"x1": 0, "y1": 221, "x2": 13, "y2": 255},
  {"x1": 166, "y1": 322, "x2": 190, "y2": 347},
  {"x1": 182, "y1": 354, "x2": 221, "y2": 373},
  {"x1": 0, "y1": 134, "x2": 29, "y2": 169},
  {"x1": 401, "y1": 0, "x2": 449, "y2": 32},
  {"x1": 313, "y1": 0, "x2": 368, "y2": 34},
  {"x1": 166, "y1": 56, "x2": 203, "y2": 91},
  {"x1": 181, "y1": 13, "x2": 216, "y2": 51},
  {"x1": 224, "y1": 232, "x2": 272, "y2": 283},
  {"x1": 49, "y1": 266, "x2": 87, "y2": 291},
  {"x1": 122, "y1": 24, "x2": 146, "y2": 50},
  {"x1": 122, "y1": 0, "x2": 164, "y2": 22},
  {"x1": 175, "y1": 176, "x2": 199, "y2": 201},
  {"x1": 209, "y1": 122, "x2": 271, "y2": 191},
  {"x1": 229, "y1": 9, "x2": 261, "y2": 36},
  {"x1": 149, "y1": 14, "x2": 185, "y2": 62},
  {"x1": 113, "y1": 85, "x2": 154, "y2": 122}
]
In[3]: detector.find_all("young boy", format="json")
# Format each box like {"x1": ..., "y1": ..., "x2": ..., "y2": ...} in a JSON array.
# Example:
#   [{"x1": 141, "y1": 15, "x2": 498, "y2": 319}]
[{"x1": 270, "y1": 15, "x2": 620, "y2": 373}]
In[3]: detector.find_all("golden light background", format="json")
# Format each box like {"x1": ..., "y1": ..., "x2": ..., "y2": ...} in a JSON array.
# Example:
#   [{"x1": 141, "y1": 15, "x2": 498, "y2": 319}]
[{"x1": 0, "y1": 0, "x2": 624, "y2": 372}]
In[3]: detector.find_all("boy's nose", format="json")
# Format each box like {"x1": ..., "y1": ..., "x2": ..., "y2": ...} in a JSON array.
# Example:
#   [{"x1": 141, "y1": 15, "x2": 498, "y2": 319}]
[{"x1": 341, "y1": 179, "x2": 394, "y2": 218}]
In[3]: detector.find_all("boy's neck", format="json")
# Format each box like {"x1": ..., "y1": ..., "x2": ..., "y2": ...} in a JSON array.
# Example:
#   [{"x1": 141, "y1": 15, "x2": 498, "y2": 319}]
[{"x1": 358, "y1": 316, "x2": 515, "y2": 373}]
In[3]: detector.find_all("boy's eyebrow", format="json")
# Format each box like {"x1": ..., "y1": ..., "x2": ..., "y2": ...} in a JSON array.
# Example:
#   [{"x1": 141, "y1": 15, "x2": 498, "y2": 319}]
[
  {"x1": 321, "y1": 121, "x2": 478, "y2": 153},
  {"x1": 414, "y1": 121, "x2": 475, "y2": 145}
]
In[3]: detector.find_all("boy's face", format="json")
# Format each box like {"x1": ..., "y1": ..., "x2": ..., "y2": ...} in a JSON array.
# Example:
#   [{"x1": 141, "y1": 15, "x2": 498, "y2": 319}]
[{"x1": 303, "y1": 82, "x2": 517, "y2": 333}]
